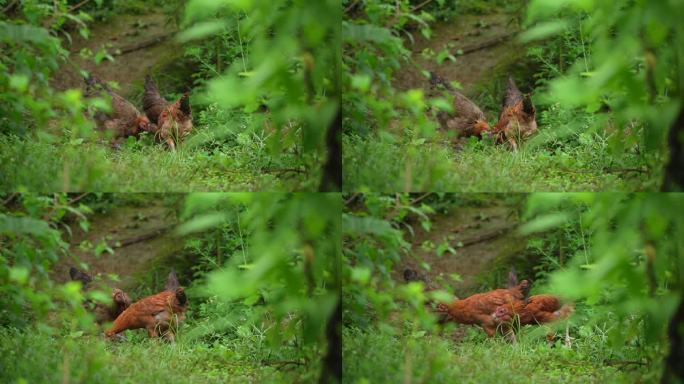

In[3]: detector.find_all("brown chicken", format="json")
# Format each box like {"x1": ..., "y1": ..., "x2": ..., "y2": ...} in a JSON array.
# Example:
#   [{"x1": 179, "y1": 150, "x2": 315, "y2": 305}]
[
  {"x1": 164, "y1": 269, "x2": 179, "y2": 291},
  {"x1": 143, "y1": 75, "x2": 193, "y2": 151},
  {"x1": 492, "y1": 294, "x2": 574, "y2": 326},
  {"x1": 436, "y1": 280, "x2": 531, "y2": 336},
  {"x1": 84, "y1": 76, "x2": 155, "y2": 140},
  {"x1": 69, "y1": 267, "x2": 131, "y2": 324},
  {"x1": 429, "y1": 72, "x2": 490, "y2": 140},
  {"x1": 492, "y1": 76, "x2": 537, "y2": 150},
  {"x1": 105, "y1": 273, "x2": 188, "y2": 341}
]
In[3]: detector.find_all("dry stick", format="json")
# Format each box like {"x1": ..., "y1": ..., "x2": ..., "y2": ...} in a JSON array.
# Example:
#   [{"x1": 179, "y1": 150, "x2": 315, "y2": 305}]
[
  {"x1": 111, "y1": 225, "x2": 175, "y2": 248},
  {"x1": 344, "y1": 0, "x2": 360, "y2": 13},
  {"x1": 2, "y1": 0, "x2": 18, "y2": 13},
  {"x1": 344, "y1": 193, "x2": 361, "y2": 206},
  {"x1": 561, "y1": 167, "x2": 648, "y2": 174},
  {"x1": 410, "y1": 192, "x2": 432, "y2": 206},
  {"x1": 410, "y1": 0, "x2": 435, "y2": 12},
  {"x1": 68, "y1": 0, "x2": 92, "y2": 13},
  {"x1": 454, "y1": 33, "x2": 517, "y2": 56},
  {"x1": 604, "y1": 360, "x2": 648, "y2": 366},
  {"x1": 261, "y1": 360, "x2": 306, "y2": 367},
  {"x1": 114, "y1": 33, "x2": 174, "y2": 56},
  {"x1": 68, "y1": 193, "x2": 90, "y2": 205},
  {"x1": 1, "y1": 193, "x2": 19, "y2": 207},
  {"x1": 456, "y1": 226, "x2": 515, "y2": 247},
  {"x1": 262, "y1": 167, "x2": 306, "y2": 174}
]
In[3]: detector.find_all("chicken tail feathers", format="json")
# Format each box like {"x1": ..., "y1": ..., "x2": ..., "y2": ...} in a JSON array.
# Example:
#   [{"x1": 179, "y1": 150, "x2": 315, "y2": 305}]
[
  {"x1": 143, "y1": 75, "x2": 167, "y2": 124},
  {"x1": 428, "y1": 71, "x2": 453, "y2": 91},
  {"x1": 175, "y1": 287, "x2": 187, "y2": 306},
  {"x1": 179, "y1": 92, "x2": 191, "y2": 116},
  {"x1": 507, "y1": 267, "x2": 518, "y2": 288},
  {"x1": 69, "y1": 266, "x2": 92, "y2": 288},
  {"x1": 165, "y1": 269, "x2": 179, "y2": 291},
  {"x1": 517, "y1": 279, "x2": 532, "y2": 300},
  {"x1": 503, "y1": 75, "x2": 523, "y2": 108},
  {"x1": 522, "y1": 94, "x2": 536, "y2": 116}
]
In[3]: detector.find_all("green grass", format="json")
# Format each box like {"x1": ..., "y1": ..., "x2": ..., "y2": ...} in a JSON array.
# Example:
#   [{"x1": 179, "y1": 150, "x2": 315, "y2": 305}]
[
  {"x1": 0, "y1": 327, "x2": 312, "y2": 383},
  {"x1": 0, "y1": 135, "x2": 315, "y2": 192},
  {"x1": 343, "y1": 326, "x2": 660, "y2": 383},
  {"x1": 342, "y1": 133, "x2": 661, "y2": 192}
]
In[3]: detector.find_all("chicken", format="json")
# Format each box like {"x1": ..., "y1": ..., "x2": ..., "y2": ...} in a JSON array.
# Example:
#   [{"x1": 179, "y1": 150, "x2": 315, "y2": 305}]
[
  {"x1": 403, "y1": 267, "x2": 430, "y2": 285},
  {"x1": 84, "y1": 76, "x2": 155, "y2": 140},
  {"x1": 68, "y1": 267, "x2": 131, "y2": 324},
  {"x1": 69, "y1": 266, "x2": 92, "y2": 289},
  {"x1": 105, "y1": 284, "x2": 188, "y2": 341},
  {"x1": 491, "y1": 76, "x2": 537, "y2": 150},
  {"x1": 429, "y1": 72, "x2": 490, "y2": 140},
  {"x1": 436, "y1": 279, "x2": 531, "y2": 336},
  {"x1": 507, "y1": 267, "x2": 519, "y2": 288},
  {"x1": 164, "y1": 269, "x2": 179, "y2": 291},
  {"x1": 143, "y1": 75, "x2": 193, "y2": 151},
  {"x1": 492, "y1": 294, "x2": 574, "y2": 326}
]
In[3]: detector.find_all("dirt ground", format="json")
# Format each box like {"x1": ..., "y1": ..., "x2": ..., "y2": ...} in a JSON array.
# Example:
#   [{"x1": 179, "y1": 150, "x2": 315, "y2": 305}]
[
  {"x1": 52, "y1": 12, "x2": 180, "y2": 98},
  {"x1": 394, "y1": 13, "x2": 520, "y2": 98},
  {"x1": 51, "y1": 202, "x2": 182, "y2": 294},
  {"x1": 395, "y1": 201, "x2": 527, "y2": 297}
]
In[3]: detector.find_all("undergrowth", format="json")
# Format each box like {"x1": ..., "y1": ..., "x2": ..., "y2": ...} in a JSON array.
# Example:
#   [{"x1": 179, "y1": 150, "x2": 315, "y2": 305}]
[
  {"x1": 342, "y1": 325, "x2": 659, "y2": 383},
  {"x1": 0, "y1": 325, "x2": 309, "y2": 384},
  {"x1": 0, "y1": 106, "x2": 313, "y2": 191},
  {"x1": 343, "y1": 132, "x2": 659, "y2": 192}
]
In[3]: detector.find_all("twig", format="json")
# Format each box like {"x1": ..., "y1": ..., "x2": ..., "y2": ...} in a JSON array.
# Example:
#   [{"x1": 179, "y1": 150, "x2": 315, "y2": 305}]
[
  {"x1": 344, "y1": 0, "x2": 360, "y2": 13},
  {"x1": 409, "y1": 193, "x2": 432, "y2": 206},
  {"x1": 560, "y1": 167, "x2": 648, "y2": 174},
  {"x1": 604, "y1": 360, "x2": 648, "y2": 366},
  {"x1": 344, "y1": 193, "x2": 361, "y2": 206},
  {"x1": 261, "y1": 168, "x2": 306, "y2": 174},
  {"x1": 261, "y1": 360, "x2": 306, "y2": 367},
  {"x1": 111, "y1": 225, "x2": 174, "y2": 248},
  {"x1": 1, "y1": 193, "x2": 19, "y2": 207},
  {"x1": 2, "y1": 0, "x2": 18, "y2": 14},
  {"x1": 454, "y1": 33, "x2": 516, "y2": 56},
  {"x1": 68, "y1": 193, "x2": 89, "y2": 205},
  {"x1": 68, "y1": 0, "x2": 91, "y2": 13},
  {"x1": 114, "y1": 33, "x2": 174, "y2": 56},
  {"x1": 410, "y1": 0, "x2": 435, "y2": 13},
  {"x1": 455, "y1": 226, "x2": 515, "y2": 247}
]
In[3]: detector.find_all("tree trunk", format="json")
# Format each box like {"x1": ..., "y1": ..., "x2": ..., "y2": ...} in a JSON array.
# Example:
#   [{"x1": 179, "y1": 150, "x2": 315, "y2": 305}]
[
  {"x1": 319, "y1": 107, "x2": 342, "y2": 192},
  {"x1": 319, "y1": 300, "x2": 342, "y2": 384},
  {"x1": 662, "y1": 296, "x2": 684, "y2": 383},
  {"x1": 662, "y1": 104, "x2": 684, "y2": 191}
]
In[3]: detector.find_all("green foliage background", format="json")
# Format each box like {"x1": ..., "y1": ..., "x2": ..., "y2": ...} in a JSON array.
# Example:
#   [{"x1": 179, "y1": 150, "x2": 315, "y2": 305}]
[
  {"x1": 0, "y1": 0, "x2": 340, "y2": 191},
  {"x1": 342, "y1": 0, "x2": 676, "y2": 191},
  {"x1": 342, "y1": 193, "x2": 682, "y2": 383},
  {"x1": 0, "y1": 193, "x2": 340, "y2": 383}
]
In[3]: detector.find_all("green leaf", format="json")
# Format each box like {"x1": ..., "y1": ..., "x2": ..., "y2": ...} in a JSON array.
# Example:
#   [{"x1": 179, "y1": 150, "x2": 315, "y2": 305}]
[
  {"x1": 9, "y1": 267, "x2": 29, "y2": 285},
  {"x1": 519, "y1": 20, "x2": 568, "y2": 42},
  {"x1": 177, "y1": 20, "x2": 226, "y2": 42},
  {"x1": 9, "y1": 75, "x2": 29, "y2": 92},
  {"x1": 519, "y1": 213, "x2": 569, "y2": 235}
]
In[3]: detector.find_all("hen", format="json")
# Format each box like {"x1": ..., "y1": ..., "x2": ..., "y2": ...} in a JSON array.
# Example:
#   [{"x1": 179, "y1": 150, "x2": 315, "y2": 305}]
[
  {"x1": 492, "y1": 294, "x2": 574, "y2": 326},
  {"x1": 84, "y1": 76, "x2": 155, "y2": 140},
  {"x1": 436, "y1": 280, "x2": 531, "y2": 336},
  {"x1": 492, "y1": 76, "x2": 537, "y2": 150},
  {"x1": 105, "y1": 273, "x2": 188, "y2": 341},
  {"x1": 164, "y1": 269, "x2": 180, "y2": 291},
  {"x1": 69, "y1": 267, "x2": 131, "y2": 324},
  {"x1": 429, "y1": 72, "x2": 490, "y2": 140},
  {"x1": 143, "y1": 75, "x2": 193, "y2": 151}
]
